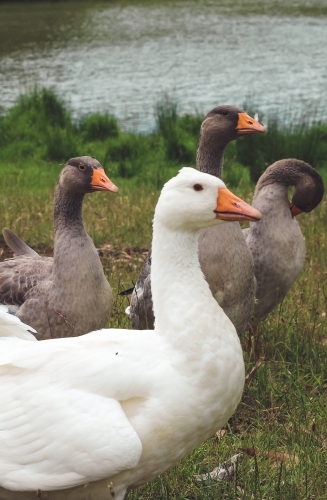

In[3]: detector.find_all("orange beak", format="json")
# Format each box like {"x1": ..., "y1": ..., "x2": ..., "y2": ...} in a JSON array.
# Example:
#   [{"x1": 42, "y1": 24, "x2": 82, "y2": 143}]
[
  {"x1": 91, "y1": 168, "x2": 118, "y2": 192},
  {"x1": 289, "y1": 202, "x2": 303, "y2": 217},
  {"x1": 215, "y1": 188, "x2": 262, "y2": 222},
  {"x1": 236, "y1": 112, "x2": 266, "y2": 135}
]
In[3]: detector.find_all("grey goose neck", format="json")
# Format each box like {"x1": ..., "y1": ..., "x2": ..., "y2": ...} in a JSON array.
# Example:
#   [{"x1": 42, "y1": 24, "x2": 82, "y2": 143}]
[
  {"x1": 254, "y1": 159, "x2": 325, "y2": 213},
  {"x1": 196, "y1": 136, "x2": 226, "y2": 178},
  {"x1": 53, "y1": 183, "x2": 85, "y2": 233},
  {"x1": 196, "y1": 117, "x2": 256, "y2": 337},
  {"x1": 256, "y1": 159, "x2": 321, "y2": 193}
]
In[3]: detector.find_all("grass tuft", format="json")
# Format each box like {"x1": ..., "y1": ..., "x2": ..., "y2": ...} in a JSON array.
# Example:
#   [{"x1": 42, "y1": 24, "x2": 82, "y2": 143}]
[
  {"x1": 79, "y1": 113, "x2": 119, "y2": 142},
  {"x1": 155, "y1": 96, "x2": 200, "y2": 163}
]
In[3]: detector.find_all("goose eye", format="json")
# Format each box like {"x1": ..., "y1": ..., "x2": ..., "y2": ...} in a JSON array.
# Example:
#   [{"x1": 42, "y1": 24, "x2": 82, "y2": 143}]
[
  {"x1": 79, "y1": 164, "x2": 86, "y2": 171},
  {"x1": 222, "y1": 111, "x2": 229, "y2": 116},
  {"x1": 193, "y1": 184, "x2": 203, "y2": 191}
]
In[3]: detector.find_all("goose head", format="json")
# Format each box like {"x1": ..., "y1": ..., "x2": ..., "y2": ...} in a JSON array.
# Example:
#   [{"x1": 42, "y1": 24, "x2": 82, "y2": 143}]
[
  {"x1": 155, "y1": 167, "x2": 261, "y2": 232},
  {"x1": 255, "y1": 159, "x2": 324, "y2": 217},
  {"x1": 57, "y1": 156, "x2": 118, "y2": 195},
  {"x1": 288, "y1": 160, "x2": 325, "y2": 216},
  {"x1": 199, "y1": 105, "x2": 266, "y2": 146}
]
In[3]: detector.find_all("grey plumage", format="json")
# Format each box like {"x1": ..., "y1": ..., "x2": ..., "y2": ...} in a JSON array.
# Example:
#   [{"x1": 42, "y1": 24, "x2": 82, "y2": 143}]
[{"x1": 2, "y1": 228, "x2": 38, "y2": 257}]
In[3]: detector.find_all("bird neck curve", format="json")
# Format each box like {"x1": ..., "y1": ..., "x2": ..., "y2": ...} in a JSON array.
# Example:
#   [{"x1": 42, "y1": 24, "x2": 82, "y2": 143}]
[
  {"x1": 53, "y1": 183, "x2": 86, "y2": 235},
  {"x1": 196, "y1": 136, "x2": 227, "y2": 178},
  {"x1": 151, "y1": 217, "x2": 230, "y2": 346}
]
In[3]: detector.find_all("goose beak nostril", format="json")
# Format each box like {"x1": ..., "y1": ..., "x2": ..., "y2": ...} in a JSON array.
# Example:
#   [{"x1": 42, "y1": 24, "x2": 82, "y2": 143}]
[
  {"x1": 91, "y1": 168, "x2": 119, "y2": 192},
  {"x1": 236, "y1": 112, "x2": 266, "y2": 135}
]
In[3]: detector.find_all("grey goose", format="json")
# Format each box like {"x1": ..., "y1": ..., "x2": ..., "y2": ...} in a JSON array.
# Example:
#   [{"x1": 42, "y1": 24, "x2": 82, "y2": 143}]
[
  {"x1": 243, "y1": 159, "x2": 324, "y2": 331},
  {"x1": 128, "y1": 105, "x2": 266, "y2": 335},
  {"x1": 0, "y1": 156, "x2": 118, "y2": 339}
]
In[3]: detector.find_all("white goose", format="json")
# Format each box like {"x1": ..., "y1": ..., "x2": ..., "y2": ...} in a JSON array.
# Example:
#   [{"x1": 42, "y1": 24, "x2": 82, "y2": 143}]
[{"x1": 0, "y1": 168, "x2": 261, "y2": 500}]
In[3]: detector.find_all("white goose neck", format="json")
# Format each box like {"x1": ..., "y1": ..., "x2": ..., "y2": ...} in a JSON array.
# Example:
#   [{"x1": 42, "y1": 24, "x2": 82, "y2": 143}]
[{"x1": 151, "y1": 219, "x2": 218, "y2": 340}]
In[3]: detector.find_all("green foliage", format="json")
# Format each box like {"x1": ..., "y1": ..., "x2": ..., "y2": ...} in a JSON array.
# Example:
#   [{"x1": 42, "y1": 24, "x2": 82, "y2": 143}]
[
  {"x1": 223, "y1": 161, "x2": 251, "y2": 188},
  {"x1": 45, "y1": 126, "x2": 79, "y2": 161},
  {"x1": 103, "y1": 134, "x2": 180, "y2": 188},
  {"x1": 79, "y1": 113, "x2": 119, "y2": 141},
  {"x1": 155, "y1": 97, "x2": 200, "y2": 163},
  {"x1": 0, "y1": 87, "x2": 75, "y2": 162},
  {"x1": 104, "y1": 134, "x2": 148, "y2": 178},
  {"x1": 17, "y1": 87, "x2": 68, "y2": 128},
  {"x1": 0, "y1": 89, "x2": 199, "y2": 186}
]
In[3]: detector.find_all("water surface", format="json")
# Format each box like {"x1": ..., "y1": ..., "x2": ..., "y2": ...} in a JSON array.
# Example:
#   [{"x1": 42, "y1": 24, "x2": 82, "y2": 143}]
[{"x1": 0, "y1": 0, "x2": 326, "y2": 130}]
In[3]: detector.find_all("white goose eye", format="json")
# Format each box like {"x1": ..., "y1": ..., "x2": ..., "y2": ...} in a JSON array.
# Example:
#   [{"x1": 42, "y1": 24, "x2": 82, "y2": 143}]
[{"x1": 193, "y1": 184, "x2": 203, "y2": 192}]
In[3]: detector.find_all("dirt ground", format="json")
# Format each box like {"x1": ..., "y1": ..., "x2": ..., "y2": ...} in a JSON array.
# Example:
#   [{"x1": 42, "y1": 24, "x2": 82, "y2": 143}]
[{"x1": 0, "y1": 239, "x2": 149, "y2": 266}]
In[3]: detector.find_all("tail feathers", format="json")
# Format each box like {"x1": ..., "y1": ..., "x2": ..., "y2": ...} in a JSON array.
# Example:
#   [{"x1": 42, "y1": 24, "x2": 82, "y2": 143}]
[
  {"x1": 119, "y1": 287, "x2": 134, "y2": 297},
  {"x1": 0, "y1": 305, "x2": 37, "y2": 341},
  {"x1": 2, "y1": 228, "x2": 39, "y2": 257}
]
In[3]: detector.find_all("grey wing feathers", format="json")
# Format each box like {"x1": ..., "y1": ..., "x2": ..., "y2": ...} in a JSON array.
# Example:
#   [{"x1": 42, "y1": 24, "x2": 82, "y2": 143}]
[
  {"x1": 130, "y1": 249, "x2": 155, "y2": 330},
  {"x1": 2, "y1": 228, "x2": 39, "y2": 257},
  {"x1": 0, "y1": 255, "x2": 53, "y2": 307}
]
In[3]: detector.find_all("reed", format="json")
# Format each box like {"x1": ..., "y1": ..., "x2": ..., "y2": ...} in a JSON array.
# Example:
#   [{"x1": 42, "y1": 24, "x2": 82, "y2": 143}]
[
  {"x1": 236, "y1": 117, "x2": 327, "y2": 182},
  {"x1": 1, "y1": 88, "x2": 327, "y2": 189}
]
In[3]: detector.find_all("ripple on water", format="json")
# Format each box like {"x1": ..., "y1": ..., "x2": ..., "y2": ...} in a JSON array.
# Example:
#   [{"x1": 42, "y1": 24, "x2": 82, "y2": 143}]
[{"x1": 0, "y1": 0, "x2": 326, "y2": 130}]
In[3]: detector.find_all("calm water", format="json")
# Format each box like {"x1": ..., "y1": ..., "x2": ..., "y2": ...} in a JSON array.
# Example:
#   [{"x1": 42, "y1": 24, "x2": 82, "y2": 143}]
[{"x1": 0, "y1": 0, "x2": 327, "y2": 131}]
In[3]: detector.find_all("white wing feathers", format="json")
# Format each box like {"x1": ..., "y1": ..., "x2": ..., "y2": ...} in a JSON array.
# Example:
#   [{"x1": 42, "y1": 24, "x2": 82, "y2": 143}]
[
  {"x1": 0, "y1": 305, "x2": 36, "y2": 341},
  {"x1": 0, "y1": 386, "x2": 142, "y2": 491},
  {"x1": 0, "y1": 335, "x2": 147, "y2": 491},
  {"x1": 0, "y1": 310, "x2": 167, "y2": 492}
]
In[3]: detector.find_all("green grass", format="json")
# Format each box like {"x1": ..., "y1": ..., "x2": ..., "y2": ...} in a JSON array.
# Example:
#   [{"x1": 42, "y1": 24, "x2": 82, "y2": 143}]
[{"x1": 0, "y1": 88, "x2": 327, "y2": 499}]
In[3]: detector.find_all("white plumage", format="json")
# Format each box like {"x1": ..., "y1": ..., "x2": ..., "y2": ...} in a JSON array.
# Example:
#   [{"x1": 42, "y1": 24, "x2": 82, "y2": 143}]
[
  {"x1": 0, "y1": 168, "x2": 257, "y2": 500},
  {"x1": 0, "y1": 305, "x2": 36, "y2": 341}
]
